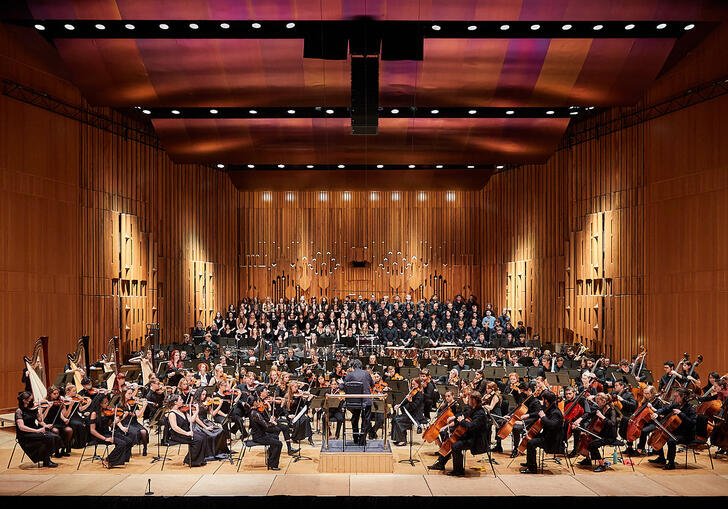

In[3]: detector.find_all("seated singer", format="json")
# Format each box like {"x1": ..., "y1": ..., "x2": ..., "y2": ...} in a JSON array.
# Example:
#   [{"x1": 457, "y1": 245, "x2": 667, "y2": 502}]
[
  {"x1": 340, "y1": 359, "x2": 373, "y2": 445},
  {"x1": 520, "y1": 390, "x2": 564, "y2": 474},
  {"x1": 427, "y1": 391, "x2": 488, "y2": 476}
]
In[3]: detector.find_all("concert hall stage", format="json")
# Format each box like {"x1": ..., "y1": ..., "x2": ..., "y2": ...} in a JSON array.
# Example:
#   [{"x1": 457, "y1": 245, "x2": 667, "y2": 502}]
[
  {"x1": 320, "y1": 439, "x2": 394, "y2": 472},
  {"x1": 1, "y1": 427, "x2": 727, "y2": 499}
]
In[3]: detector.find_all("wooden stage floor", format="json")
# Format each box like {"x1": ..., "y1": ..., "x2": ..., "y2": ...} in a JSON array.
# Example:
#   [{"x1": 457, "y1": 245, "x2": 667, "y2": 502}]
[{"x1": 1, "y1": 426, "x2": 727, "y2": 497}]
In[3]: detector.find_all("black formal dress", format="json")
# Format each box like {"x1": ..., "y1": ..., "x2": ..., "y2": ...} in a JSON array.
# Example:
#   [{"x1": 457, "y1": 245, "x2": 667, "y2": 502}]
[
  {"x1": 391, "y1": 391, "x2": 426, "y2": 443},
  {"x1": 15, "y1": 407, "x2": 62, "y2": 464},
  {"x1": 249, "y1": 407, "x2": 283, "y2": 468},
  {"x1": 91, "y1": 411, "x2": 135, "y2": 467},
  {"x1": 167, "y1": 410, "x2": 211, "y2": 466}
]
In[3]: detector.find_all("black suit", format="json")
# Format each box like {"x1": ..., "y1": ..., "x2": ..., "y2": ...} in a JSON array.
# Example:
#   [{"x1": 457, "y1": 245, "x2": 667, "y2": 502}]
[
  {"x1": 341, "y1": 368, "x2": 374, "y2": 444},
  {"x1": 525, "y1": 404, "x2": 564, "y2": 469},
  {"x1": 438, "y1": 406, "x2": 489, "y2": 474},
  {"x1": 249, "y1": 408, "x2": 282, "y2": 468}
]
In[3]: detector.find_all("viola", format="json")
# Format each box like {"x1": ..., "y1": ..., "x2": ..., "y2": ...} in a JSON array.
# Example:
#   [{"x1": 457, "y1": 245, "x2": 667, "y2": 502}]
[{"x1": 102, "y1": 407, "x2": 126, "y2": 418}]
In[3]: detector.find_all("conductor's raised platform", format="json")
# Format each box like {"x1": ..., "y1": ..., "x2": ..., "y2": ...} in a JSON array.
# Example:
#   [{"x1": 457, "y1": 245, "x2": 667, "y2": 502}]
[{"x1": 320, "y1": 439, "x2": 394, "y2": 473}]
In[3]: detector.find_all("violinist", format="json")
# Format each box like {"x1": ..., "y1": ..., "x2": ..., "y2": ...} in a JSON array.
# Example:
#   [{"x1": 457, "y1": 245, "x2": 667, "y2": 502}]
[
  {"x1": 177, "y1": 376, "x2": 194, "y2": 404},
  {"x1": 195, "y1": 388, "x2": 229, "y2": 459},
  {"x1": 249, "y1": 386, "x2": 282, "y2": 470},
  {"x1": 647, "y1": 387, "x2": 696, "y2": 470},
  {"x1": 194, "y1": 362, "x2": 214, "y2": 386},
  {"x1": 509, "y1": 382, "x2": 542, "y2": 458},
  {"x1": 633, "y1": 385, "x2": 664, "y2": 455},
  {"x1": 391, "y1": 378, "x2": 426, "y2": 446},
  {"x1": 573, "y1": 392, "x2": 618, "y2": 472},
  {"x1": 164, "y1": 394, "x2": 211, "y2": 467},
  {"x1": 368, "y1": 372, "x2": 389, "y2": 439},
  {"x1": 611, "y1": 380, "x2": 638, "y2": 454},
  {"x1": 61, "y1": 382, "x2": 91, "y2": 450},
  {"x1": 38, "y1": 385, "x2": 70, "y2": 458},
  {"x1": 419, "y1": 369, "x2": 440, "y2": 420},
  {"x1": 271, "y1": 373, "x2": 301, "y2": 455},
  {"x1": 88, "y1": 393, "x2": 135, "y2": 468},
  {"x1": 284, "y1": 380, "x2": 315, "y2": 446},
  {"x1": 14, "y1": 391, "x2": 63, "y2": 468},
  {"x1": 118, "y1": 387, "x2": 149, "y2": 456},
  {"x1": 520, "y1": 390, "x2": 564, "y2": 474},
  {"x1": 427, "y1": 390, "x2": 488, "y2": 476},
  {"x1": 483, "y1": 381, "x2": 504, "y2": 453}
]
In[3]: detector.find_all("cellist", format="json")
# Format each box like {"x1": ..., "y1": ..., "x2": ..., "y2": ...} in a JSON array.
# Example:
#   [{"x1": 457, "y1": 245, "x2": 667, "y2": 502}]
[
  {"x1": 611, "y1": 380, "x2": 638, "y2": 455},
  {"x1": 563, "y1": 386, "x2": 586, "y2": 458},
  {"x1": 633, "y1": 385, "x2": 664, "y2": 455},
  {"x1": 509, "y1": 382, "x2": 542, "y2": 458},
  {"x1": 647, "y1": 387, "x2": 696, "y2": 470},
  {"x1": 573, "y1": 392, "x2": 618, "y2": 472},
  {"x1": 427, "y1": 391, "x2": 488, "y2": 476},
  {"x1": 520, "y1": 390, "x2": 564, "y2": 474}
]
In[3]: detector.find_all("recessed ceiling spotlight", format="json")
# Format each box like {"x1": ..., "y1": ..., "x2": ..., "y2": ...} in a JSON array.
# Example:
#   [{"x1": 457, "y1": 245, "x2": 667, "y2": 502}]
[
  {"x1": 64, "y1": 24, "x2": 75, "y2": 30},
  {"x1": 159, "y1": 23, "x2": 169, "y2": 30},
  {"x1": 376, "y1": 164, "x2": 384, "y2": 168},
  {"x1": 287, "y1": 109, "x2": 295, "y2": 114},
  {"x1": 125, "y1": 23, "x2": 135, "y2": 30},
  {"x1": 657, "y1": 23, "x2": 667, "y2": 30},
  {"x1": 467, "y1": 165, "x2": 475, "y2": 169},
  {"x1": 391, "y1": 108, "x2": 399, "y2": 114},
  {"x1": 189, "y1": 23, "x2": 199, "y2": 29},
  {"x1": 306, "y1": 164, "x2": 314, "y2": 168},
  {"x1": 446, "y1": 191, "x2": 455, "y2": 201},
  {"x1": 625, "y1": 24, "x2": 635, "y2": 30},
  {"x1": 142, "y1": 109, "x2": 151, "y2": 114},
  {"x1": 506, "y1": 110, "x2": 515, "y2": 115},
  {"x1": 391, "y1": 192, "x2": 400, "y2": 200},
  {"x1": 593, "y1": 24, "x2": 604, "y2": 31},
  {"x1": 546, "y1": 110, "x2": 555, "y2": 115},
  {"x1": 467, "y1": 25, "x2": 477, "y2": 31},
  {"x1": 562, "y1": 24, "x2": 572, "y2": 30},
  {"x1": 217, "y1": 164, "x2": 225, "y2": 169},
  {"x1": 570, "y1": 111, "x2": 579, "y2": 115},
  {"x1": 530, "y1": 24, "x2": 540, "y2": 31},
  {"x1": 408, "y1": 164, "x2": 416, "y2": 168},
  {"x1": 247, "y1": 164, "x2": 255, "y2": 168},
  {"x1": 209, "y1": 109, "x2": 218, "y2": 114},
  {"x1": 277, "y1": 164, "x2": 285, "y2": 168},
  {"x1": 95, "y1": 24, "x2": 106, "y2": 30},
  {"x1": 249, "y1": 109, "x2": 257, "y2": 114},
  {"x1": 496, "y1": 165, "x2": 504, "y2": 169},
  {"x1": 337, "y1": 164, "x2": 345, "y2": 168},
  {"x1": 430, "y1": 109, "x2": 439, "y2": 114},
  {"x1": 171, "y1": 109, "x2": 180, "y2": 115},
  {"x1": 325, "y1": 109, "x2": 334, "y2": 114},
  {"x1": 500, "y1": 24, "x2": 510, "y2": 31},
  {"x1": 286, "y1": 23, "x2": 295, "y2": 29},
  {"x1": 251, "y1": 22, "x2": 262, "y2": 29},
  {"x1": 684, "y1": 24, "x2": 695, "y2": 31},
  {"x1": 431, "y1": 25, "x2": 441, "y2": 31},
  {"x1": 34, "y1": 24, "x2": 45, "y2": 31},
  {"x1": 435, "y1": 165, "x2": 443, "y2": 169},
  {"x1": 468, "y1": 109, "x2": 477, "y2": 115},
  {"x1": 370, "y1": 192, "x2": 379, "y2": 200},
  {"x1": 220, "y1": 23, "x2": 230, "y2": 29}
]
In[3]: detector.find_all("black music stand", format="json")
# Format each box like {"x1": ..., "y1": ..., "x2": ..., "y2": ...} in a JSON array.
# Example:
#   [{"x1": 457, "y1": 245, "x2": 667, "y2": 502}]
[
  {"x1": 546, "y1": 372, "x2": 570, "y2": 388},
  {"x1": 398, "y1": 407, "x2": 421, "y2": 467}
]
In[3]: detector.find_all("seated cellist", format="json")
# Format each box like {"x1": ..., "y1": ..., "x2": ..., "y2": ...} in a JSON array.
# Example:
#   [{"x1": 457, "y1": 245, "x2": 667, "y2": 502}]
[
  {"x1": 573, "y1": 392, "x2": 618, "y2": 472},
  {"x1": 520, "y1": 390, "x2": 564, "y2": 474},
  {"x1": 634, "y1": 385, "x2": 664, "y2": 455},
  {"x1": 648, "y1": 387, "x2": 696, "y2": 470}
]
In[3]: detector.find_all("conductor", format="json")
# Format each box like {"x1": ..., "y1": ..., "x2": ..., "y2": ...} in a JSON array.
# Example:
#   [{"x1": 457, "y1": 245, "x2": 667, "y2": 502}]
[{"x1": 340, "y1": 359, "x2": 374, "y2": 445}]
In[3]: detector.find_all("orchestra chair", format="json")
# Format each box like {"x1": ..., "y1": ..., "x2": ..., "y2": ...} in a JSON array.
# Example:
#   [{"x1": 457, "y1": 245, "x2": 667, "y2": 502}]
[
  {"x1": 235, "y1": 440, "x2": 269, "y2": 472},
  {"x1": 7, "y1": 439, "x2": 40, "y2": 468},
  {"x1": 683, "y1": 439, "x2": 714, "y2": 470},
  {"x1": 77, "y1": 437, "x2": 110, "y2": 470},
  {"x1": 160, "y1": 437, "x2": 191, "y2": 471},
  {"x1": 538, "y1": 441, "x2": 575, "y2": 475}
]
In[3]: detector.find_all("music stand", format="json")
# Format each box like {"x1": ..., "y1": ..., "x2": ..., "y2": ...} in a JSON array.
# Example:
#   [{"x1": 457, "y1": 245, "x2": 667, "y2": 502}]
[
  {"x1": 309, "y1": 396, "x2": 325, "y2": 434},
  {"x1": 513, "y1": 367, "x2": 528, "y2": 378},
  {"x1": 398, "y1": 407, "x2": 421, "y2": 467},
  {"x1": 526, "y1": 366, "x2": 541, "y2": 379},
  {"x1": 460, "y1": 370, "x2": 476, "y2": 383},
  {"x1": 642, "y1": 370, "x2": 654, "y2": 384}
]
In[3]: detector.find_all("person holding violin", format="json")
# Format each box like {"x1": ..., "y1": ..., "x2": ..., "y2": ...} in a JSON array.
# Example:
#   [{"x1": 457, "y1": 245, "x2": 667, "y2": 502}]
[
  {"x1": 648, "y1": 387, "x2": 696, "y2": 469},
  {"x1": 14, "y1": 391, "x2": 64, "y2": 468},
  {"x1": 573, "y1": 392, "x2": 618, "y2": 472},
  {"x1": 142, "y1": 376, "x2": 165, "y2": 420},
  {"x1": 483, "y1": 382, "x2": 504, "y2": 453},
  {"x1": 368, "y1": 371, "x2": 390, "y2": 439},
  {"x1": 194, "y1": 388, "x2": 229, "y2": 459},
  {"x1": 88, "y1": 393, "x2": 135, "y2": 468},
  {"x1": 391, "y1": 378, "x2": 426, "y2": 446},
  {"x1": 509, "y1": 382, "x2": 542, "y2": 458},
  {"x1": 249, "y1": 386, "x2": 283, "y2": 470},
  {"x1": 61, "y1": 382, "x2": 91, "y2": 451},
  {"x1": 283, "y1": 380, "x2": 315, "y2": 446},
  {"x1": 38, "y1": 385, "x2": 71, "y2": 458},
  {"x1": 427, "y1": 390, "x2": 488, "y2": 476},
  {"x1": 164, "y1": 393, "x2": 211, "y2": 466},
  {"x1": 119, "y1": 387, "x2": 149, "y2": 456},
  {"x1": 520, "y1": 390, "x2": 564, "y2": 474},
  {"x1": 176, "y1": 377, "x2": 194, "y2": 405},
  {"x1": 419, "y1": 369, "x2": 440, "y2": 420}
]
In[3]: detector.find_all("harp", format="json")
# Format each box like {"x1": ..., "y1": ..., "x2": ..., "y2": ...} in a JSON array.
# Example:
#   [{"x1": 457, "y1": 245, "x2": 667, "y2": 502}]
[
  {"x1": 101, "y1": 336, "x2": 121, "y2": 391},
  {"x1": 139, "y1": 334, "x2": 156, "y2": 385},
  {"x1": 24, "y1": 336, "x2": 50, "y2": 402},
  {"x1": 67, "y1": 336, "x2": 90, "y2": 392}
]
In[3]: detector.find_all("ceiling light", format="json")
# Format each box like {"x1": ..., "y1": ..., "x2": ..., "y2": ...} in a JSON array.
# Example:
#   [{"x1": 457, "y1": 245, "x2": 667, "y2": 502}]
[
  {"x1": 286, "y1": 192, "x2": 294, "y2": 201},
  {"x1": 468, "y1": 109, "x2": 477, "y2": 115},
  {"x1": 125, "y1": 24, "x2": 135, "y2": 30},
  {"x1": 408, "y1": 164, "x2": 416, "y2": 168},
  {"x1": 391, "y1": 192, "x2": 399, "y2": 201},
  {"x1": 262, "y1": 192, "x2": 271, "y2": 202},
  {"x1": 220, "y1": 23, "x2": 231, "y2": 29},
  {"x1": 436, "y1": 165, "x2": 443, "y2": 169},
  {"x1": 546, "y1": 110, "x2": 555, "y2": 115},
  {"x1": 446, "y1": 192, "x2": 455, "y2": 201},
  {"x1": 251, "y1": 22, "x2": 262, "y2": 29},
  {"x1": 657, "y1": 23, "x2": 667, "y2": 30},
  {"x1": 467, "y1": 25, "x2": 477, "y2": 31},
  {"x1": 562, "y1": 24, "x2": 572, "y2": 30},
  {"x1": 189, "y1": 23, "x2": 199, "y2": 29},
  {"x1": 171, "y1": 109, "x2": 180, "y2": 115},
  {"x1": 530, "y1": 24, "x2": 540, "y2": 31},
  {"x1": 319, "y1": 192, "x2": 328, "y2": 200},
  {"x1": 306, "y1": 165, "x2": 314, "y2": 168},
  {"x1": 64, "y1": 24, "x2": 75, "y2": 30},
  {"x1": 325, "y1": 109, "x2": 334, "y2": 114},
  {"x1": 249, "y1": 109, "x2": 257, "y2": 114},
  {"x1": 500, "y1": 24, "x2": 510, "y2": 31},
  {"x1": 247, "y1": 164, "x2": 255, "y2": 168},
  {"x1": 286, "y1": 23, "x2": 295, "y2": 29},
  {"x1": 684, "y1": 24, "x2": 695, "y2": 31},
  {"x1": 277, "y1": 164, "x2": 285, "y2": 168},
  {"x1": 467, "y1": 165, "x2": 474, "y2": 169},
  {"x1": 209, "y1": 109, "x2": 218, "y2": 114},
  {"x1": 593, "y1": 24, "x2": 603, "y2": 31},
  {"x1": 431, "y1": 25, "x2": 441, "y2": 31},
  {"x1": 418, "y1": 192, "x2": 427, "y2": 201},
  {"x1": 496, "y1": 165, "x2": 504, "y2": 169},
  {"x1": 625, "y1": 24, "x2": 635, "y2": 30},
  {"x1": 570, "y1": 111, "x2": 578, "y2": 115},
  {"x1": 370, "y1": 192, "x2": 378, "y2": 200},
  {"x1": 95, "y1": 24, "x2": 106, "y2": 30},
  {"x1": 337, "y1": 164, "x2": 345, "y2": 169},
  {"x1": 376, "y1": 164, "x2": 384, "y2": 168},
  {"x1": 217, "y1": 164, "x2": 225, "y2": 169},
  {"x1": 34, "y1": 24, "x2": 45, "y2": 31},
  {"x1": 287, "y1": 109, "x2": 295, "y2": 114},
  {"x1": 430, "y1": 109, "x2": 439, "y2": 114},
  {"x1": 159, "y1": 24, "x2": 169, "y2": 30},
  {"x1": 142, "y1": 109, "x2": 151, "y2": 115},
  {"x1": 391, "y1": 108, "x2": 399, "y2": 114},
  {"x1": 506, "y1": 110, "x2": 515, "y2": 115},
  {"x1": 342, "y1": 192, "x2": 350, "y2": 201}
]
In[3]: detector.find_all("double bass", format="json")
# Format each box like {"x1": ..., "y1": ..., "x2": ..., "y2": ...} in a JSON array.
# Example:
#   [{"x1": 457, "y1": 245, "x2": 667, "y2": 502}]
[
  {"x1": 682, "y1": 355, "x2": 703, "y2": 396},
  {"x1": 660, "y1": 353, "x2": 688, "y2": 402}
]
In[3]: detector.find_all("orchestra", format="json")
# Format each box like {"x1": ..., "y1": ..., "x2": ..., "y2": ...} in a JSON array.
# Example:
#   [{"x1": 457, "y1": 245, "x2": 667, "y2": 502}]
[{"x1": 10, "y1": 293, "x2": 727, "y2": 478}]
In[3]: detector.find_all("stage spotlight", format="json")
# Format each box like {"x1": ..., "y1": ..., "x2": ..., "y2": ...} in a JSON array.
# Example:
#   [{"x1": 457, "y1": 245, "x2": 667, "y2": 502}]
[
  {"x1": 278, "y1": 164, "x2": 285, "y2": 168},
  {"x1": 530, "y1": 24, "x2": 540, "y2": 31},
  {"x1": 287, "y1": 109, "x2": 296, "y2": 114},
  {"x1": 95, "y1": 24, "x2": 106, "y2": 30},
  {"x1": 217, "y1": 164, "x2": 225, "y2": 169},
  {"x1": 377, "y1": 164, "x2": 384, "y2": 168},
  {"x1": 506, "y1": 110, "x2": 515, "y2": 115},
  {"x1": 391, "y1": 109, "x2": 400, "y2": 114},
  {"x1": 64, "y1": 24, "x2": 75, "y2": 30},
  {"x1": 430, "y1": 109, "x2": 439, "y2": 114},
  {"x1": 337, "y1": 164, "x2": 345, "y2": 168},
  {"x1": 408, "y1": 164, "x2": 416, "y2": 168},
  {"x1": 34, "y1": 24, "x2": 45, "y2": 30},
  {"x1": 306, "y1": 165, "x2": 314, "y2": 168},
  {"x1": 286, "y1": 23, "x2": 296, "y2": 29},
  {"x1": 125, "y1": 24, "x2": 135, "y2": 30},
  {"x1": 496, "y1": 165, "x2": 504, "y2": 169},
  {"x1": 171, "y1": 109, "x2": 180, "y2": 115},
  {"x1": 435, "y1": 165, "x2": 443, "y2": 168},
  {"x1": 325, "y1": 109, "x2": 334, "y2": 114},
  {"x1": 562, "y1": 24, "x2": 572, "y2": 30},
  {"x1": 657, "y1": 23, "x2": 667, "y2": 29},
  {"x1": 431, "y1": 25, "x2": 441, "y2": 31},
  {"x1": 142, "y1": 109, "x2": 151, "y2": 114},
  {"x1": 500, "y1": 24, "x2": 510, "y2": 31},
  {"x1": 467, "y1": 165, "x2": 474, "y2": 169},
  {"x1": 625, "y1": 24, "x2": 635, "y2": 30},
  {"x1": 252, "y1": 22, "x2": 262, "y2": 29},
  {"x1": 220, "y1": 23, "x2": 230, "y2": 29},
  {"x1": 546, "y1": 110, "x2": 555, "y2": 115},
  {"x1": 467, "y1": 25, "x2": 477, "y2": 31},
  {"x1": 570, "y1": 111, "x2": 578, "y2": 115},
  {"x1": 189, "y1": 23, "x2": 199, "y2": 29},
  {"x1": 249, "y1": 109, "x2": 257, "y2": 114},
  {"x1": 209, "y1": 109, "x2": 218, "y2": 114},
  {"x1": 684, "y1": 24, "x2": 695, "y2": 30},
  {"x1": 593, "y1": 24, "x2": 603, "y2": 31},
  {"x1": 159, "y1": 24, "x2": 169, "y2": 30},
  {"x1": 468, "y1": 109, "x2": 477, "y2": 115},
  {"x1": 247, "y1": 164, "x2": 255, "y2": 168}
]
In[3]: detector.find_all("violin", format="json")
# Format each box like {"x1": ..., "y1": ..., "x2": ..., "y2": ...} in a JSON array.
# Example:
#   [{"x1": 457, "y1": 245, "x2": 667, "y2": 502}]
[
  {"x1": 179, "y1": 404, "x2": 198, "y2": 413},
  {"x1": 102, "y1": 407, "x2": 126, "y2": 418}
]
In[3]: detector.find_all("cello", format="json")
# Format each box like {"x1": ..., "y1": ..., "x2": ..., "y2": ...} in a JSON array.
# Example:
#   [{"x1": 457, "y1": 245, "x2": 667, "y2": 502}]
[
  {"x1": 647, "y1": 403, "x2": 682, "y2": 450},
  {"x1": 422, "y1": 400, "x2": 455, "y2": 446},
  {"x1": 497, "y1": 388, "x2": 543, "y2": 440},
  {"x1": 626, "y1": 393, "x2": 658, "y2": 442},
  {"x1": 563, "y1": 390, "x2": 586, "y2": 440},
  {"x1": 660, "y1": 353, "x2": 688, "y2": 403},
  {"x1": 517, "y1": 395, "x2": 559, "y2": 453}
]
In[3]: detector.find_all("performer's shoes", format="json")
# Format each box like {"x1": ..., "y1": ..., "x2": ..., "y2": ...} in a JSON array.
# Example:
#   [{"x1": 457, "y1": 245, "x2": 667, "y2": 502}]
[
  {"x1": 491, "y1": 445, "x2": 503, "y2": 453},
  {"x1": 43, "y1": 459, "x2": 59, "y2": 468},
  {"x1": 287, "y1": 447, "x2": 300, "y2": 455},
  {"x1": 446, "y1": 470, "x2": 465, "y2": 477},
  {"x1": 648, "y1": 456, "x2": 666, "y2": 464},
  {"x1": 427, "y1": 462, "x2": 445, "y2": 470},
  {"x1": 520, "y1": 467, "x2": 537, "y2": 474},
  {"x1": 593, "y1": 464, "x2": 607, "y2": 473},
  {"x1": 509, "y1": 450, "x2": 519, "y2": 458},
  {"x1": 578, "y1": 458, "x2": 592, "y2": 466},
  {"x1": 308, "y1": 438, "x2": 315, "y2": 446},
  {"x1": 520, "y1": 462, "x2": 530, "y2": 467},
  {"x1": 567, "y1": 450, "x2": 578, "y2": 458},
  {"x1": 663, "y1": 462, "x2": 676, "y2": 470},
  {"x1": 268, "y1": 466, "x2": 281, "y2": 471}
]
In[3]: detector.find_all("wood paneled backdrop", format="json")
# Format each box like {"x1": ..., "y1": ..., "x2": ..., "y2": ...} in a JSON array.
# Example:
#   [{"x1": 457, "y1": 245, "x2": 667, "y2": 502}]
[{"x1": 2, "y1": 23, "x2": 727, "y2": 408}]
